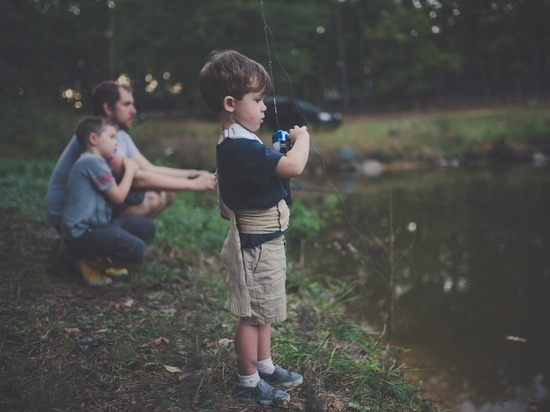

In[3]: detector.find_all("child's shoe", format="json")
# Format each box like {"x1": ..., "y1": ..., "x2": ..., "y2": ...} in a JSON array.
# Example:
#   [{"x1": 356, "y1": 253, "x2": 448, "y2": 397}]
[
  {"x1": 236, "y1": 379, "x2": 290, "y2": 405},
  {"x1": 105, "y1": 266, "x2": 128, "y2": 277},
  {"x1": 103, "y1": 258, "x2": 128, "y2": 277},
  {"x1": 75, "y1": 259, "x2": 112, "y2": 286},
  {"x1": 259, "y1": 365, "x2": 303, "y2": 388}
]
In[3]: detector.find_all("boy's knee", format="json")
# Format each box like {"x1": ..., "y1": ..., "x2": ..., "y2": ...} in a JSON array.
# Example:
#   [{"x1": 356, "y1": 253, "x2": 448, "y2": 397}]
[
  {"x1": 142, "y1": 219, "x2": 157, "y2": 244},
  {"x1": 162, "y1": 191, "x2": 176, "y2": 207},
  {"x1": 143, "y1": 191, "x2": 172, "y2": 216},
  {"x1": 118, "y1": 191, "x2": 173, "y2": 219},
  {"x1": 125, "y1": 239, "x2": 147, "y2": 264}
]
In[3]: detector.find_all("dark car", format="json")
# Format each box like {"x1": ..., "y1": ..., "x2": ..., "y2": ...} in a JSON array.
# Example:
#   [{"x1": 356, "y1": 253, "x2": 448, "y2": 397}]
[{"x1": 263, "y1": 96, "x2": 342, "y2": 131}]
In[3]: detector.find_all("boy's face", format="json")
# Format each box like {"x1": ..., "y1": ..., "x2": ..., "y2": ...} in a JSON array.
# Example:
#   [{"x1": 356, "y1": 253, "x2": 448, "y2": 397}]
[
  {"x1": 232, "y1": 89, "x2": 267, "y2": 133},
  {"x1": 111, "y1": 87, "x2": 137, "y2": 131},
  {"x1": 95, "y1": 125, "x2": 118, "y2": 160}
]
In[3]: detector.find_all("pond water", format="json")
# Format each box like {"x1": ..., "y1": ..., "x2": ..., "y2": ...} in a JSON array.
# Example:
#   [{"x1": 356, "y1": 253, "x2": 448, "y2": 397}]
[{"x1": 290, "y1": 164, "x2": 550, "y2": 412}]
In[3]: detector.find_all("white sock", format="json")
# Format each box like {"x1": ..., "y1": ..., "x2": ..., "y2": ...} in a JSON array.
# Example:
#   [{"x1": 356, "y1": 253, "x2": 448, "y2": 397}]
[
  {"x1": 256, "y1": 357, "x2": 276, "y2": 375},
  {"x1": 238, "y1": 371, "x2": 260, "y2": 388}
]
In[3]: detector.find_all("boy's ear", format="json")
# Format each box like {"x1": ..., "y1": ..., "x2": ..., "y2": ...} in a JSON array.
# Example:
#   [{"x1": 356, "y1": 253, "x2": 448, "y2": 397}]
[
  {"x1": 88, "y1": 132, "x2": 99, "y2": 146},
  {"x1": 223, "y1": 96, "x2": 235, "y2": 112}
]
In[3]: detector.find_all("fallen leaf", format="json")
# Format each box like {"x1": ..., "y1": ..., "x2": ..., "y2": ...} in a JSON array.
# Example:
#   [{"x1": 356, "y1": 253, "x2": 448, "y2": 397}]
[
  {"x1": 140, "y1": 336, "x2": 170, "y2": 348},
  {"x1": 164, "y1": 365, "x2": 183, "y2": 373},
  {"x1": 218, "y1": 338, "x2": 233, "y2": 346},
  {"x1": 123, "y1": 298, "x2": 135, "y2": 308},
  {"x1": 155, "y1": 336, "x2": 170, "y2": 345},
  {"x1": 505, "y1": 335, "x2": 527, "y2": 343}
]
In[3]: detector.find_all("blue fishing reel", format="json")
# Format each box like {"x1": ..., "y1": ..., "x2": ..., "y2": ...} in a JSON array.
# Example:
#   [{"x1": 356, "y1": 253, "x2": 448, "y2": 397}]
[{"x1": 272, "y1": 130, "x2": 292, "y2": 154}]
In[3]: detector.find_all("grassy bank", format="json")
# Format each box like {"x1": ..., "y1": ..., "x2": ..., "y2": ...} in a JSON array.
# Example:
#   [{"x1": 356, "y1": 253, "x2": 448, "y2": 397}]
[
  {"x1": 0, "y1": 159, "x2": 441, "y2": 411},
  {"x1": 2, "y1": 105, "x2": 549, "y2": 170},
  {"x1": 3, "y1": 105, "x2": 547, "y2": 410},
  {"x1": 129, "y1": 105, "x2": 550, "y2": 171}
]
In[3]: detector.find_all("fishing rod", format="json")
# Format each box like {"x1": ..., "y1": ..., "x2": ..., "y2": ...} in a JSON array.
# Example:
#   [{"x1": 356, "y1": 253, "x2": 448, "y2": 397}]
[{"x1": 257, "y1": 5, "x2": 433, "y2": 378}]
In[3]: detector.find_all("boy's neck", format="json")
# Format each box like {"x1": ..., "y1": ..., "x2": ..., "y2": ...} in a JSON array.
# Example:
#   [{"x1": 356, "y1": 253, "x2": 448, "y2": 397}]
[
  {"x1": 220, "y1": 113, "x2": 236, "y2": 131},
  {"x1": 86, "y1": 147, "x2": 104, "y2": 159}
]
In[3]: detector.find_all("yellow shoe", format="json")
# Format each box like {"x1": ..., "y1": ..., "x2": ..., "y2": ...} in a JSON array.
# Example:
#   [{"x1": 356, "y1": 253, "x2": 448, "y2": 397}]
[
  {"x1": 75, "y1": 259, "x2": 112, "y2": 286},
  {"x1": 104, "y1": 266, "x2": 129, "y2": 277},
  {"x1": 103, "y1": 258, "x2": 128, "y2": 277}
]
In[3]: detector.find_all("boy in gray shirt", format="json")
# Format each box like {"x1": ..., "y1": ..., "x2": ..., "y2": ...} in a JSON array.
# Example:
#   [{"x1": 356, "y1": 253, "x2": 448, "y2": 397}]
[{"x1": 61, "y1": 117, "x2": 156, "y2": 286}]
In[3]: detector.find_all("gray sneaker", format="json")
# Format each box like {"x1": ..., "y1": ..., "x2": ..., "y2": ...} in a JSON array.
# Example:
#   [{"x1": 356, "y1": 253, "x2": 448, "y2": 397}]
[
  {"x1": 236, "y1": 379, "x2": 290, "y2": 405},
  {"x1": 259, "y1": 365, "x2": 303, "y2": 388}
]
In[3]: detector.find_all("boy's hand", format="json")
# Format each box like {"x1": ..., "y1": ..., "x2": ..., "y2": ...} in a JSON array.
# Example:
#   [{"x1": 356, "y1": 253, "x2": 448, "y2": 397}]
[
  {"x1": 109, "y1": 156, "x2": 125, "y2": 178},
  {"x1": 123, "y1": 157, "x2": 139, "y2": 175},
  {"x1": 288, "y1": 125, "x2": 309, "y2": 143},
  {"x1": 274, "y1": 125, "x2": 310, "y2": 178}
]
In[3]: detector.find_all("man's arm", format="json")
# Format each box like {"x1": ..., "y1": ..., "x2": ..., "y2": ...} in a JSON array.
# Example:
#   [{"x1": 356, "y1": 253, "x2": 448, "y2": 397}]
[
  {"x1": 132, "y1": 168, "x2": 217, "y2": 191},
  {"x1": 110, "y1": 153, "x2": 216, "y2": 192},
  {"x1": 131, "y1": 152, "x2": 206, "y2": 179}
]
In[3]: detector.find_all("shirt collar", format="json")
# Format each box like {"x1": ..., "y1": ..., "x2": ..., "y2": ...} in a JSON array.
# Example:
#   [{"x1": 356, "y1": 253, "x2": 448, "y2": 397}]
[{"x1": 218, "y1": 123, "x2": 261, "y2": 145}]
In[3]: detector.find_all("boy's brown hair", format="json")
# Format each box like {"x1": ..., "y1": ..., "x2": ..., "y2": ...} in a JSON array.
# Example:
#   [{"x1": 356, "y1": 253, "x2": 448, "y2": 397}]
[
  {"x1": 198, "y1": 50, "x2": 272, "y2": 114},
  {"x1": 75, "y1": 116, "x2": 117, "y2": 149}
]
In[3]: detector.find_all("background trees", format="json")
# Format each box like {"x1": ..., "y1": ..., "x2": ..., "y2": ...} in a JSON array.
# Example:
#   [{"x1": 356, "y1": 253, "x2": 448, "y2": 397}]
[{"x1": 1, "y1": 0, "x2": 549, "y2": 119}]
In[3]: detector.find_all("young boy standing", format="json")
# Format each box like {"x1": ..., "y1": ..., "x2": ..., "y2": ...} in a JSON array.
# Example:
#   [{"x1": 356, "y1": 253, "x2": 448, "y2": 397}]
[
  {"x1": 60, "y1": 117, "x2": 156, "y2": 286},
  {"x1": 199, "y1": 50, "x2": 310, "y2": 405}
]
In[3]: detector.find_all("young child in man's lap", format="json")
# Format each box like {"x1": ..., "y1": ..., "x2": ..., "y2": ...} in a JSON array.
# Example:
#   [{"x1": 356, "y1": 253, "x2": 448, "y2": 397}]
[{"x1": 60, "y1": 116, "x2": 156, "y2": 286}]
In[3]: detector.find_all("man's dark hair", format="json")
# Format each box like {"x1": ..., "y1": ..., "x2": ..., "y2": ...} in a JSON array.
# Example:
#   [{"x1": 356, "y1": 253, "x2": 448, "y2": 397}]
[
  {"x1": 91, "y1": 81, "x2": 132, "y2": 116},
  {"x1": 75, "y1": 116, "x2": 117, "y2": 148},
  {"x1": 199, "y1": 50, "x2": 272, "y2": 114}
]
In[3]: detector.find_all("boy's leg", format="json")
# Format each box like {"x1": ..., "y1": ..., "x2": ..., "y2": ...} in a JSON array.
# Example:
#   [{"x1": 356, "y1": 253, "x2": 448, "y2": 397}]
[
  {"x1": 235, "y1": 321, "x2": 290, "y2": 405},
  {"x1": 58, "y1": 224, "x2": 125, "y2": 279},
  {"x1": 257, "y1": 324, "x2": 271, "y2": 367},
  {"x1": 70, "y1": 225, "x2": 149, "y2": 265},
  {"x1": 114, "y1": 215, "x2": 156, "y2": 245},
  {"x1": 235, "y1": 322, "x2": 259, "y2": 376},
  {"x1": 118, "y1": 190, "x2": 174, "y2": 219}
]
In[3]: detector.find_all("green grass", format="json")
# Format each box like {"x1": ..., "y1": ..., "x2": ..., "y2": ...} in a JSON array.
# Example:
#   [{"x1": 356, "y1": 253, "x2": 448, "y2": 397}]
[
  {"x1": 310, "y1": 106, "x2": 550, "y2": 162},
  {"x1": 2, "y1": 103, "x2": 549, "y2": 168},
  {"x1": 0, "y1": 158, "x2": 442, "y2": 411},
  {"x1": 1, "y1": 105, "x2": 547, "y2": 411}
]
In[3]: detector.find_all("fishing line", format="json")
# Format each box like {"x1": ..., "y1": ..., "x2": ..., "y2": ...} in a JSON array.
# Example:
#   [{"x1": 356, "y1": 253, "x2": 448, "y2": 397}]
[
  {"x1": 259, "y1": 0, "x2": 430, "y2": 370},
  {"x1": 260, "y1": 0, "x2": 281, "y2": 130},
  {"x1": 259, "y1": 0, "x2": 390, "y2": 315}
]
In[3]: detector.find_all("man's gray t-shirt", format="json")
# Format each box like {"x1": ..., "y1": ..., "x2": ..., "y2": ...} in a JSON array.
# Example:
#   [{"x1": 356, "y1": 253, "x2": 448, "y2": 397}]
[
  {"x1": 60, "y1": 152, "x2": 116, "y2": 240},
  {"x1": 46, "y1": 130, "x2": 139, "y2": 227}
]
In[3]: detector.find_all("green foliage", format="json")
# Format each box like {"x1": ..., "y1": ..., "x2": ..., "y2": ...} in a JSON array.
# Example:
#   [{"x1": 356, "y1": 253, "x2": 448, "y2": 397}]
[
  {"x1": 0, "y1": 99, "x2": 78, "y2": 159},
  {"x1": 108, "y1": 0, "x2": 330, "y2": 102},
  {"x1": 2, "y1": 0, "x2": 548, "y2": 117},
  {"x1": 288, "y1": 199, "x2": 327, "y2": 243},
  {"x1": 276, "y1": 278, "x2": 432, "y2": 410},
  {"x1": 0, "y1": 159, "x2": 54, "y2": 220},
  {"x1": 153, "y1": 192, "x2": 227, "y2": 256},
  {"x1": 368, "y1": 6, "x2": 462, "y2": 94}
]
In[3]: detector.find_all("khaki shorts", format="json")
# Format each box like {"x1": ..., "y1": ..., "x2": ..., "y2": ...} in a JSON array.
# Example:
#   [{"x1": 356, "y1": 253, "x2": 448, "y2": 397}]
[{"x1": 240, "y1": 236, "x2": 287, "y2": 325}]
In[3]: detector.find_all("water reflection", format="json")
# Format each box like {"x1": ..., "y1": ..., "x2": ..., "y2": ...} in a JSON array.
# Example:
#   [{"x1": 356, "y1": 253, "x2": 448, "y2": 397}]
[{"x1": 291, "y1": 165, "x2": 550, "y2": 411}]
